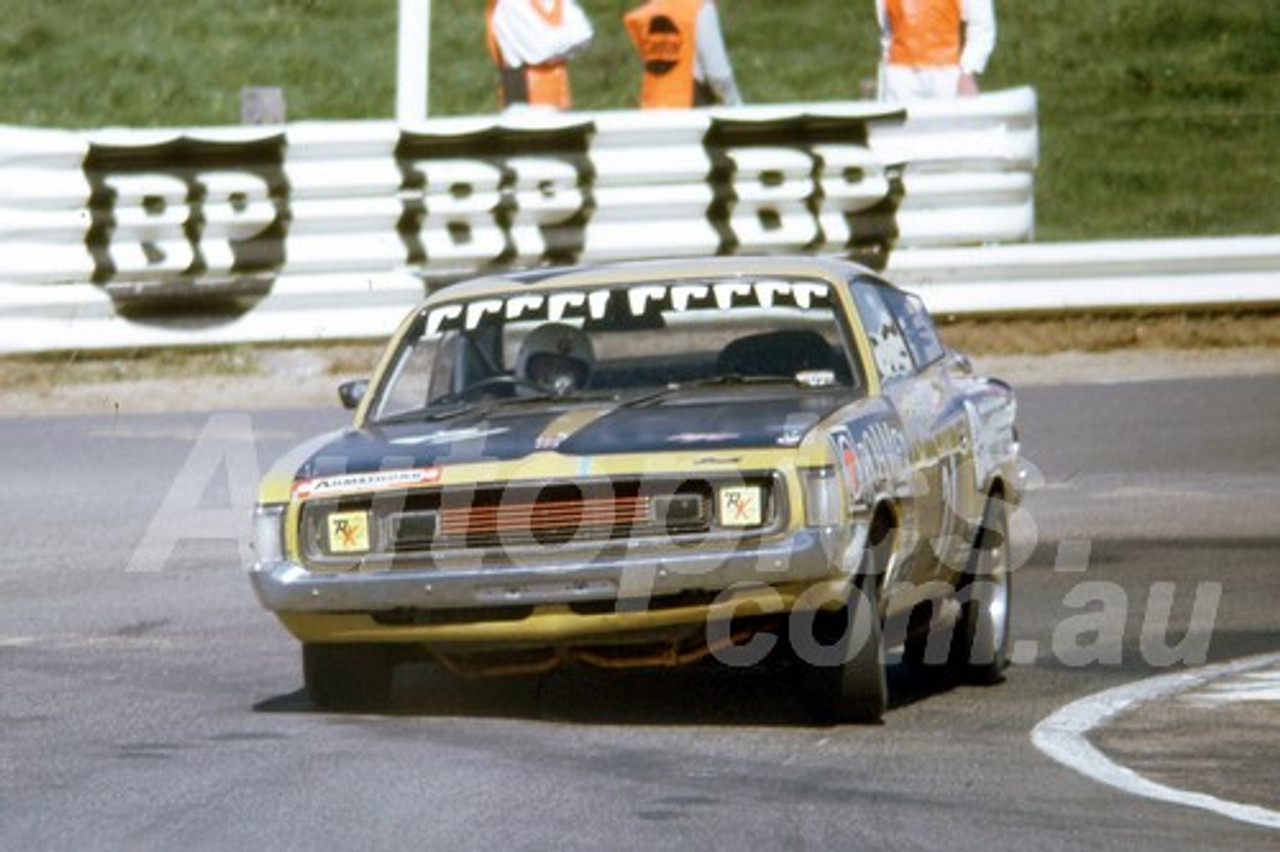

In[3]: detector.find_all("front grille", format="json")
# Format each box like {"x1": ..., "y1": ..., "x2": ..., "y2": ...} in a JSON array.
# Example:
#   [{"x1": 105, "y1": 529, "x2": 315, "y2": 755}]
[
  {"x1": 440, "y1": 493, "x2": 652, "y2": 547},
  {"x1": 298, "y1": 474, "x2": 779, "y2": 562}
]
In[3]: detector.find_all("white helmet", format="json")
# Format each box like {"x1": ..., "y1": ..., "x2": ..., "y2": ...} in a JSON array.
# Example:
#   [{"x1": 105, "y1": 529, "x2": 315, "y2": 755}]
[{"x1": 516, "y1": 323, "x2": 595, "y2": 395}]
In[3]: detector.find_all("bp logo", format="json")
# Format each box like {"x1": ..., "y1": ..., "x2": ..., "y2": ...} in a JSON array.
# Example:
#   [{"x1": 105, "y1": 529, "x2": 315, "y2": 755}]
[
  {"x1": 394, "y1": 123, "x2": 596, "y2": 276},
  {"x1": 703, "y1": 115, "x2": 905, "y2": 268},
  {"x1": 83, "y1": 135, "x2": 289, "y2": 315}
]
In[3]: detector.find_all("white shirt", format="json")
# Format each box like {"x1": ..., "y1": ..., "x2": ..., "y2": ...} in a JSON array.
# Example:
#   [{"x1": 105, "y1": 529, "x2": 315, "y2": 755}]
[{"x1": 491, "y1": 0, "x2": 594, "y2": 68}]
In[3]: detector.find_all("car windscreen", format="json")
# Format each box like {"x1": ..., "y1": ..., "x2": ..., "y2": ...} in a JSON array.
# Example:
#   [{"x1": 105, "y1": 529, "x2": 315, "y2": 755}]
[{"x1": 369, "y1": 276, "x2": 864, "y2": 423}]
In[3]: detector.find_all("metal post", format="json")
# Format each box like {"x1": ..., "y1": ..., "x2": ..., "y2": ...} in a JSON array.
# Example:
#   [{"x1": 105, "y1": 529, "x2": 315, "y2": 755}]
[{"x1": 396, "y1": 0, "x2": 431, "y2": 124}]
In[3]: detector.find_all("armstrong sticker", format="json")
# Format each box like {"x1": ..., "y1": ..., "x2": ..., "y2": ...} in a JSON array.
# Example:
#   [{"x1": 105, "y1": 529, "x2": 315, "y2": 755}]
[{"x1": 293, "y1": 466, "x2": 442, "y2": 499}]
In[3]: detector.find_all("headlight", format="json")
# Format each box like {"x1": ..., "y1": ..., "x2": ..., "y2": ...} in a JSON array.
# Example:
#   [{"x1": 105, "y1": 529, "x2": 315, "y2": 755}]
[
  {"x1": 652, "y1": 494, "x2": 709, "y2": 532},
  {"x1": 253, "y1": 503, "x2": 288, "y2": 563},
  {"x1": 800, "y1": 465, "x2": 843, "y2": 528}
]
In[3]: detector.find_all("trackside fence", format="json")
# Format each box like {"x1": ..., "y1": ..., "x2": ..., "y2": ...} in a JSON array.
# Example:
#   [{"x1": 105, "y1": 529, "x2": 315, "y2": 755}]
[{"x1": 1, "y1": 87, "x2": 1276, "y2": 354}]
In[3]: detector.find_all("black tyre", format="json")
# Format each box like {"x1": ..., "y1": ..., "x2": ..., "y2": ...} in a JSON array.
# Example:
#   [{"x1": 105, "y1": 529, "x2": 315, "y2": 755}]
[
  {"x1": 797, "y1": 577, "x2": 888, "y2": 724},
  {"x1": 948, "y1": 497, "x2": 1012, "y2": 684},
  {"x1": 303, "y1": 643, "x2": 395, "y2": 711}
]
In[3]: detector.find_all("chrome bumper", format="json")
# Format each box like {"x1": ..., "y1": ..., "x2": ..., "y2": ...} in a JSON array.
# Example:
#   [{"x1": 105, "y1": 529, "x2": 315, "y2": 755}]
[{"x1": 249, "y1": 527, "x2": 859, "y2": 614}]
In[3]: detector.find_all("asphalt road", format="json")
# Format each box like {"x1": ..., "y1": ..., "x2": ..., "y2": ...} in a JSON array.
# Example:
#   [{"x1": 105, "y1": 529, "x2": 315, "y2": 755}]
[{"x1": 2, "y1": 375, "x2": 1279, "y2": 850}]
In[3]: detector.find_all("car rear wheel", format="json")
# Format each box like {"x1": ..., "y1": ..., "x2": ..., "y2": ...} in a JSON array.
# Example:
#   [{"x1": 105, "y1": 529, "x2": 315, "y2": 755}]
[
  {"x1": 303, "y1": 643, "x2": 395, "y2": 711},
  {"x1": 902, "y1": 497, "x2": 1012, "y2": 683},
  {"x1": 948, "y1": 497, "x2": 1012, "y2": 684}
]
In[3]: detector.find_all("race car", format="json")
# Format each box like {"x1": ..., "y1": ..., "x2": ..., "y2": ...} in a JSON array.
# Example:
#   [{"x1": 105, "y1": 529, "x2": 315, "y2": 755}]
[{"x1": 249, "y1": 256, "x2": 1021, "y2": 722}]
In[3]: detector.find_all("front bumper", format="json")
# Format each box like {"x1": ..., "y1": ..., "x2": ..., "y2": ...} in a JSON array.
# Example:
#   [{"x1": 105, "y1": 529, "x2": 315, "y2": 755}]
[
  {"x1": 250, "y1": 526, "x2": 861, "y2": 620},
  {"x1": 251, "y1": 528, "x2": 866, "y2": 649}
]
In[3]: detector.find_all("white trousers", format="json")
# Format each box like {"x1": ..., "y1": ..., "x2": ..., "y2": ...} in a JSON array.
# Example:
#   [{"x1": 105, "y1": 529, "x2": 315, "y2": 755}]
[{"x1": 880, "y1": 64, "x2": 963, "y2": 101}]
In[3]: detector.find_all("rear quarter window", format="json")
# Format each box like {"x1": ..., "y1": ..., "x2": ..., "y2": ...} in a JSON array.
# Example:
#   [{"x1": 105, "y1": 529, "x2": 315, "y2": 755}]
[
  {"x1": 850, "y1": 281, "x2": 915, "y2": 381},
  {"x1": 880, "y1": 287, "x2": 946, "y2": 368}
]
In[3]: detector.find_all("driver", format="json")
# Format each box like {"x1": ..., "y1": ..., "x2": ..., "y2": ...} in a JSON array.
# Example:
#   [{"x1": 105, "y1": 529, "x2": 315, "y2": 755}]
[{"x1": 516, "y1": 322, "x2": 595, "y2": 396}]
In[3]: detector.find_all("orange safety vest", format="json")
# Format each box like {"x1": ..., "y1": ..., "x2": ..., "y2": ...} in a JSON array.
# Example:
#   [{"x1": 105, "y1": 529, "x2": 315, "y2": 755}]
[
  {"x1": 624, "y1": 0, "x2": 702, "y2": 108},
  {"x1": 885, "y1": 0, "x2": 963, "y2": 68},
  {"x1": 485, "y1": 0, "x2": 573, "y2": 109}
]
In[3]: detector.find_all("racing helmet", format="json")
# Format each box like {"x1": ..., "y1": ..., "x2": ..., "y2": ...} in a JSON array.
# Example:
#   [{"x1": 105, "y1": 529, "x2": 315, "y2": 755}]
[{"x1": 516, "y1": 322, "x2": 595, "y2": 395}]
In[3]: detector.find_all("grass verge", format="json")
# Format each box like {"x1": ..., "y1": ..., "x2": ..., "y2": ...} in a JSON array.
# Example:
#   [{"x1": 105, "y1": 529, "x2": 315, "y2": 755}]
[{"x1": 939, "y1": 311, "x2": 1280, "y2": 356}]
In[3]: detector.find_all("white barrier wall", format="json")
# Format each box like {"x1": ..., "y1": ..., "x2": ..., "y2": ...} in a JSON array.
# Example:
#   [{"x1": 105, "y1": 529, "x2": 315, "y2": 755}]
[
  {"x1": 0, "y1": 89, "x2": 1045, "y2": 353},
  {"x1": 1, "y1": 89, "x2": 1036, "y2": 284}
]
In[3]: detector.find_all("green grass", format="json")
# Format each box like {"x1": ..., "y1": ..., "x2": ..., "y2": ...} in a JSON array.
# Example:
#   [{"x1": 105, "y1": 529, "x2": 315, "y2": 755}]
[{"x1": 0, "y1": 0, "x2": 1275, "y2": 240}]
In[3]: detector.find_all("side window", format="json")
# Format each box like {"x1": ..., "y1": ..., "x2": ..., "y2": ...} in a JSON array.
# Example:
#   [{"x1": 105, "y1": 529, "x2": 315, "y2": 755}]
[
  {"x1": 880, "y1": 287, "x2": 946, "y2": 368},
  {"x1": 374, "y1": 334, "x2": 440, "y2": 418},
  {"x1": 850, "y1": 281, "x2": 914, "y2": 381}
]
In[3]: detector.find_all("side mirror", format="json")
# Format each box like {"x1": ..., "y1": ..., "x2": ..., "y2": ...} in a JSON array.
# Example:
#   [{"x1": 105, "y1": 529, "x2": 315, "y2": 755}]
[{"x1": 337, "y1": 380, "x2": 369, "y2": 411}]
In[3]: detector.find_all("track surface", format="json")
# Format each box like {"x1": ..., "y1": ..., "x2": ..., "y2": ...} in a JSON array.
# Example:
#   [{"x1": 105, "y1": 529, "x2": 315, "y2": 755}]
[{"x1": 2, "y1": 375, "x2": 1278, "y2": 850}]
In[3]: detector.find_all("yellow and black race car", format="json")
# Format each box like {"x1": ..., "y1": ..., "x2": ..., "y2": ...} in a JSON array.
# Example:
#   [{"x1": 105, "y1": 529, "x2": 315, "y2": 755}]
[{"x1": 249, "y1": 256, "x2": 1021, "y2": 722}]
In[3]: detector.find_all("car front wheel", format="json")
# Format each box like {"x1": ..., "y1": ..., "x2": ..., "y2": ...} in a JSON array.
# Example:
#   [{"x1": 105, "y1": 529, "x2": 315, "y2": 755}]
[
  {"x1": 795, "y1": 523, "x2": 891, "y2": 724},
  {"x1": 797, "y1": 576, "x2": 888, "y2": 724}
]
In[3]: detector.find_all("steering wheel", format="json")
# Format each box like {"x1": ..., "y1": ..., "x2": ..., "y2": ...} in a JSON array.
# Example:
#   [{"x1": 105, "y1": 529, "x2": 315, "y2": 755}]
[{"x1": 451, "y1": 375, "x2": 548, "y2": 401}]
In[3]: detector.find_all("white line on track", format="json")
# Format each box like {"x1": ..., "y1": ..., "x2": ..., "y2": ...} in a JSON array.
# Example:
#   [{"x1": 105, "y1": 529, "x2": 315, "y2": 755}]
[
  {"x1": 1031, "y1": 652, "x2": 1280, "y2": 831},
  {"x1": 1185, "y1": 669, "x2": 1280, "y2": 706}
]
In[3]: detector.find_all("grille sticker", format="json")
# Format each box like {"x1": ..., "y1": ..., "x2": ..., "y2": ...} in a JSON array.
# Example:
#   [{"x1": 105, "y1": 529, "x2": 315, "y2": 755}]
[
  {"x1": 719, "y1": 486, "x2": 763, "y2": 527},
  {"x1": 327, "y1": 510, "x2": 371, "y2": 554}
]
